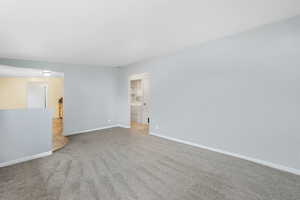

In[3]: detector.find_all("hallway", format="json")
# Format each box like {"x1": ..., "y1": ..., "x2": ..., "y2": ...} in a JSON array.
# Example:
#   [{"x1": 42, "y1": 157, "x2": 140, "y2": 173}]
[
  {"x1": 130, "y1": 121, "x2": 149, "y2": 135},
  {"x1": 52, "y1": 118, "x2": 68, "y2": 151}
]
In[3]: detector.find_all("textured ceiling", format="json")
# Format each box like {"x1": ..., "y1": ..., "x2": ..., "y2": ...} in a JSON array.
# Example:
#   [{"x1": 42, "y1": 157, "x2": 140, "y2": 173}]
[{"x1": 0, "y1": 0, "x2": 299, "y2": 67}]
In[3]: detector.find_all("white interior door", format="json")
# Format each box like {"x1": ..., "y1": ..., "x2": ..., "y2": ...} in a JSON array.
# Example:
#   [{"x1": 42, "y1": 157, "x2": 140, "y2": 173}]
[{"x1": 27, "y1": 83, "x2": 48, "y2": 109}]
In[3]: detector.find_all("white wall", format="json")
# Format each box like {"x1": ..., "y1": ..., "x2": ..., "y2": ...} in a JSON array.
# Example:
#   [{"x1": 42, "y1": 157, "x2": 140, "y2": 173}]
[
  {"x1": 0, "y1": 109, "x2": 52, "y2": 165},
  {"x1": 0, "y1": 60, "x2": 119, "y2": 135},
  {"x1": 0, "y1": 16, "x2": 299, "y2": 173},
  {"x1": 117, "y1": 16, "x2": 300, "y2": 172}
]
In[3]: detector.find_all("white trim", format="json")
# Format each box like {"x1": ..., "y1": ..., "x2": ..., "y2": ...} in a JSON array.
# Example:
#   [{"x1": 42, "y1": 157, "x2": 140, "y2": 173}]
[
  {"x1": 129, "y1": 73, "x2": 151, "y2": 125},
  {"x1": 27, "y1": 82, "x2": 48, "y2": 110},
  {"x1": 150, "y1": 132, "x2": 300, "y2": 176},
  {"x1": 118, "y1": 124, "x2": 130, "y2": 128},
  {"x1": 64, "y1": 124, "x2": 121, "y2": 136},
  {"x1": 129, "y1": 73, "x2": 150, "y2": 81},
  {"x1": 0, "y1": 151, "x2": 52, "y2": 168}
]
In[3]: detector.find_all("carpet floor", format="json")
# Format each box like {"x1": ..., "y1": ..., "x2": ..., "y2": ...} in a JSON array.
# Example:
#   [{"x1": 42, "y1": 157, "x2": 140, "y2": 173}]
[{"x1": 0, "y1": 127, "x2": 299, "y2": 200}]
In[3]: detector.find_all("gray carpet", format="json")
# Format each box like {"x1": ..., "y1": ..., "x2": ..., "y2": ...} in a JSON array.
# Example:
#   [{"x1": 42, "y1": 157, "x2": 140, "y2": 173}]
[{"x1": 0, "y1": 127, "x2": 299, "y2": 200}]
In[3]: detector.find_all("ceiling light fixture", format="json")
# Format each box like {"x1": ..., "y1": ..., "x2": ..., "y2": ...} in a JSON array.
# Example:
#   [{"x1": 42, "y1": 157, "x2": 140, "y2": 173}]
[{"x1": 42, "y1": 70, "x2": 52, "y2": 77}]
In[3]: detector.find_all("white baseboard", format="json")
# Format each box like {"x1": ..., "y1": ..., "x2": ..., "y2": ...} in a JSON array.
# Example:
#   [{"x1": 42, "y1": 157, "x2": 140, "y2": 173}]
[
  {"x1": 64, "y1": 125, "x2": 120, "y2": 136},
  {"x1": 150, "y1": 132, "x2": 300, "y2": 176},
  {"x1": 0, "y1": 151, "x2": 52, "y2": 168},
  {"x1": 117, "y1": 124, "x2": 130, "y2": 128}
]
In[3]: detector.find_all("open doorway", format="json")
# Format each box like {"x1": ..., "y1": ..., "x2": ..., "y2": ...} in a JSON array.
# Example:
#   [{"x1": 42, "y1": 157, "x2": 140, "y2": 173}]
[
  {"x1": 129, "y1": 73, "x2": 150, "y2": 135},
  {"x1": 27, "y1": 82, "x2": 48, "y2": 109},
  {"x1": 26, "y1": 79, "x2": 66, "y2": 151},
  {"x1": 0, "y1": 65, "x2": 67, "y2": 151}
]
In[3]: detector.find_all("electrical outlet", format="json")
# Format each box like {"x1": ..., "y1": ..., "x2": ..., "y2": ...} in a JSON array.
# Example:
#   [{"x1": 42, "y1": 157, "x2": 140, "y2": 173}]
[{"x1": 107, "y1": 119, "x2": 112, "y2": 123}]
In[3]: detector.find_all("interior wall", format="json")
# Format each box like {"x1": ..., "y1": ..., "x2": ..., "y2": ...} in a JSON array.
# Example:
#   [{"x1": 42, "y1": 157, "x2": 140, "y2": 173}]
[
  {"x1": 0, "y1": 109, "x2": 52, "y2": 165},
  {"x1": 0, "y1": 77, "x2": 63, "y2": 118},
  {"x1": 0, "y1": 60, "x2": 119, "y2": 135},
  {"x1": 0, "y1": 16, "x2": 299, "y2": 172},
  {"x1": 117, "y1": 16, "x2": 300, "y2": 171}
]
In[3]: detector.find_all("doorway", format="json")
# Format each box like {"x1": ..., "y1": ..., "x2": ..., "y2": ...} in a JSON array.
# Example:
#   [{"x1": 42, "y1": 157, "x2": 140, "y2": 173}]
[
  {"x1": 27, "y1": 77, "x2": 66, "y2": 151},
  {"x1": 27, "y1": 82, "x2": 48, "y2": 109},
  {"x1": 129, "y1": 73, "x2": 150, "y2": 135},
  {"x1": 0, "y1": 65, "x2": 67, "y2": 151}
]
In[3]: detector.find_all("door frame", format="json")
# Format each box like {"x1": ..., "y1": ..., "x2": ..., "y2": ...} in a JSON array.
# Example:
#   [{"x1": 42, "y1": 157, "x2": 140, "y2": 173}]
[
  {"x1": 27, "y1": 82, "x2": 48, "y2": 110},
  {"x1": 128, "y1": 73, "x2": 150, "y2": 127}
]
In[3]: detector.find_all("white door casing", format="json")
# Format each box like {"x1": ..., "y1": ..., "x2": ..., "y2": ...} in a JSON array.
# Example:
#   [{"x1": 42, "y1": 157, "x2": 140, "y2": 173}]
[
  {"x1": 129, "y1": 73, "x2": 150, "y2": 125},
  {"x1": 142, "y1": 77, "x2": 150, "y2": 124},
  {"x1": 27, "y1": 83, "x2": 48, "y2": 109}
]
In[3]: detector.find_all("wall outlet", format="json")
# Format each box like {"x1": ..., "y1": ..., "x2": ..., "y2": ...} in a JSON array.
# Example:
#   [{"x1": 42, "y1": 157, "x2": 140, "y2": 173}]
[{"x1": 107, "y1": 119, "x2": 112, "y2": 123}]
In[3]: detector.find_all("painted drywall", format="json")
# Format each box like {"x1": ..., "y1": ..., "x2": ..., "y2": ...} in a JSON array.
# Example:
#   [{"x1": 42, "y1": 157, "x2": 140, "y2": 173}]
[
  {"x1": 0, "y1": 60, "x2": 119, "y2": 135},
  {"x1": 0, "y1": 109, "x2": 52, "y2": 164},
  {"x1": 0, "y1": 77, "x2": 63, "y2": 118},
  {"x1": 0, "y1": 65, "x2": 64, "y2": 77},
  {"x1": 117, "y1": 16, "x2": 300, "y2": 171}
]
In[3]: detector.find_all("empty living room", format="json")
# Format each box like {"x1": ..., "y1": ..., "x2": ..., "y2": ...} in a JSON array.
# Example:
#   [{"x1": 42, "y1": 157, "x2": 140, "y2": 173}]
[{"x1": 0, "y1": 1, "x2": 300, "y2": 200}]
